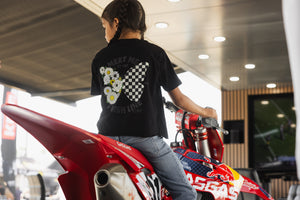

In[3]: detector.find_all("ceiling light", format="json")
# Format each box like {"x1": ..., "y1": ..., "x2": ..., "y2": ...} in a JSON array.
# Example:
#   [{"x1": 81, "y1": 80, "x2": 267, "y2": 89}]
[
  {"x1": 229, "y1": 76, "x2": 239, "y2": 82},
  {"x1": 245, "y1": 64, "x2": 255, "y2": 69},
  {"x1": 214, "y1": 36, "x2": 226, "y2": 42},
  {"x1": 198, "y1": 54, "x2": 209, "y2": 59},
  {"x1": 266, "y1": 83, "x2": 276, "y2": 88},
  {"x1": 155, "y1": 22, "x2": 169, "y2": 29},
  {"x1": 168, "y1": 0, "x2": 181, "y2": 2},
  {"x1": 261, "y1": 100, "x2": 269, "y2": 105},
  {"x1": 277, "y1": 113, "x2": 285, "y2": 118}
]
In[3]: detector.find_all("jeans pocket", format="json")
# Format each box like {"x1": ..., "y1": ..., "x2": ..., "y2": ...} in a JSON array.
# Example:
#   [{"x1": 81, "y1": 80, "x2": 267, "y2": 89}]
[{"x1": 150, "y1": 136, "x2": 172, "y2": 157}]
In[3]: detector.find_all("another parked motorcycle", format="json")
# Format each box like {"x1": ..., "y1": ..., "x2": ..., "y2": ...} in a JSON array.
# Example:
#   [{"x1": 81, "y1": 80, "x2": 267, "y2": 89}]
[{"x1": 1, "y1": 102, "x2": 273, "y2": 200}]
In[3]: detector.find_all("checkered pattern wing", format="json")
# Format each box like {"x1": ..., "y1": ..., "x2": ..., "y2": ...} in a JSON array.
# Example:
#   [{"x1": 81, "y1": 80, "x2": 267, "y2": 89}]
[{"x1": 122, "y1": 62, "x2": 149, "y2": 102}]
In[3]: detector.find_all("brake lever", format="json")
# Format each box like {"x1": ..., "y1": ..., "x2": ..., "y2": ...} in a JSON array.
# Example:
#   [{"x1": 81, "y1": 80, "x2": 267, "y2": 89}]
[{"x1": 216, "y1": 127, "x2": 229, "y2": 135}]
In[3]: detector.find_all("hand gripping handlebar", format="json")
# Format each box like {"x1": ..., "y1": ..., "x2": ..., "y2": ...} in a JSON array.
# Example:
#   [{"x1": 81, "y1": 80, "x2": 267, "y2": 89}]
[{"x1": 163, "y1": 98, "x2": 229, "y2": 135}]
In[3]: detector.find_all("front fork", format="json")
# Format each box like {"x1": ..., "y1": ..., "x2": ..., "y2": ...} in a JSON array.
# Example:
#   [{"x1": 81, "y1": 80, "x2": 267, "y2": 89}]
[{"x1": 194, "y1": 127, "x2": 211, "y2": 158}]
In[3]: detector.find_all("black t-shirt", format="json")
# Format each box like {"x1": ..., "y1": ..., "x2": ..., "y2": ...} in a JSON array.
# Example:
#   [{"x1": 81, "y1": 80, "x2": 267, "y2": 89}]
[{"x1": 91, "y1": 39, "x2": 181, "y2": 138}]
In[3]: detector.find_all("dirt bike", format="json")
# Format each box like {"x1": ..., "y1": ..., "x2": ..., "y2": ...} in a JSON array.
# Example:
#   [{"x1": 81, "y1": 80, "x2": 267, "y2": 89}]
[{"x1": 1, "y1": 102, "x2": 273, "y2": 200}]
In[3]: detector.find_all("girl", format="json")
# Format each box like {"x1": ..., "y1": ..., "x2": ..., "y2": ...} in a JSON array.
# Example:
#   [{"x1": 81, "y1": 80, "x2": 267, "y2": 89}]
[{"x1": 91, "y1": 0, "x2": 218, "y2": 199}]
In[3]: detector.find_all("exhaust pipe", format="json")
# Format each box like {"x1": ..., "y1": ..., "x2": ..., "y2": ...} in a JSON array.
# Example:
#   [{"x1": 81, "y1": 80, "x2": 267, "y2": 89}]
[
  {"x1": 95, "y1": 169, "x2": 110, "y2": 188},
  {"x1": 94, "y1": 163, "x2": 142, "y2": 200}
]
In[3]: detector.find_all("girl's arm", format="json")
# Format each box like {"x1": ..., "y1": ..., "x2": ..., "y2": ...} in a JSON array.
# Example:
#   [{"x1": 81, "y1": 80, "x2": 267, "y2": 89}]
[{"x1": 168, "y1": 87, "x2": 218, "y2": 120}]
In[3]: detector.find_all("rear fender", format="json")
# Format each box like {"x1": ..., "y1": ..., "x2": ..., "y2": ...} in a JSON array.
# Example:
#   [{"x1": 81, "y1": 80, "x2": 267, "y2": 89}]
[{"x1": 1, "y1": 104, "x2": 155, "y2": 200}]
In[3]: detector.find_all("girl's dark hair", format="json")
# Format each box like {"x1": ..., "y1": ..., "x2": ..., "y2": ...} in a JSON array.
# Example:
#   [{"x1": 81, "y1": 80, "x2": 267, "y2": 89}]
[{"x1": 101, "y1": 0, "x2": 147, "y2": 41}]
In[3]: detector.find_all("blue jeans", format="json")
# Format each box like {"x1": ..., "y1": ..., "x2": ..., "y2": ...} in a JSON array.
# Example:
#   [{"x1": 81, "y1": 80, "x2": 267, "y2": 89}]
[{"x1": 108, "y1": 136, "x2": 197, "y2": 200}]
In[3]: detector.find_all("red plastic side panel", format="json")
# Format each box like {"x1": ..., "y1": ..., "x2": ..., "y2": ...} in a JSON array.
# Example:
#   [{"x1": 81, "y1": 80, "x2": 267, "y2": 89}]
[
  {"x1": 1, "y1": 104, "x2": 155, "y2": 200},
  {"x1": 99, "y1": 135, "x2": 154, "y2": 172}
]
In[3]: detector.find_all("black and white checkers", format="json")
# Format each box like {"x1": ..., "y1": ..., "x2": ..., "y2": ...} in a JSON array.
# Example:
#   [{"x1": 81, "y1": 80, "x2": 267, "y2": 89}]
[{"x1": 123, "y1": 62, "x2": 149, "y2": 102}]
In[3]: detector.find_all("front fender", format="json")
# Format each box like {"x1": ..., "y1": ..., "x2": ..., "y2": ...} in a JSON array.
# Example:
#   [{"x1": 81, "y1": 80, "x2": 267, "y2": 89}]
[{"x1": 240, "y1": 176, "x2": 274, "y2": 200}]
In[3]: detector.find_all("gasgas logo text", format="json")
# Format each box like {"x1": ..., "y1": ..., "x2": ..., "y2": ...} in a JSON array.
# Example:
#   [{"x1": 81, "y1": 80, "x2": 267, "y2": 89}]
[
  {"x1": 186, "y1": 173, "x2": 240, "y2": 200},
  {"x1": 116, "y1": 141, "x2": 132, "y2": 150}
]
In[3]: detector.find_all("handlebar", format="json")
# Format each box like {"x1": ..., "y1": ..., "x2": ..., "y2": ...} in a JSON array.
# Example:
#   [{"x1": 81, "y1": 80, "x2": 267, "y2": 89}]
[
  {"x1": 162, "y1": 97, "x2": 179, "y2": 112},
  {"x1": 201, "y1": 117, "x2": 229, "y2": 135},
  {"x1": 163, "y1": 98, "x2": 229, "y2": 135}
]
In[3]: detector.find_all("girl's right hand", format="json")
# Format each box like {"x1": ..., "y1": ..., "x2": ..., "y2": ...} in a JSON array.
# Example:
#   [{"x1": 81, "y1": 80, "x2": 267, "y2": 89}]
[{"x1": 205, "y1": 107, "x2": 218, "y2": 120}]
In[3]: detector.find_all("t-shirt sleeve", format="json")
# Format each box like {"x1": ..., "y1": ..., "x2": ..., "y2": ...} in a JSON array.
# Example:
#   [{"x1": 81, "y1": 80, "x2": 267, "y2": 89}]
[
  {"x1": 159, "y1": 50, "x2": 182, "y2": 92},
  {"x1": 90, "y1": 58, "x2": 102, "y2": 95}
]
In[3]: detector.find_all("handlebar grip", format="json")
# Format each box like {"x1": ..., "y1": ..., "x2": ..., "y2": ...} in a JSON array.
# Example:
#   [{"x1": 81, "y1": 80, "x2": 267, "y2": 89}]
[
  {"x1": 163, "y1": 97, "x2": 179, "y2": 112},
  {"x1": 165, "y1": 101, "x2": 179, "y2": 112},
  {"x1": 201, "y1": 118, "x2": 229, "y2": 135},
  {"x1": 202, "y1": 118, "x2": 219, "y2": 128}
]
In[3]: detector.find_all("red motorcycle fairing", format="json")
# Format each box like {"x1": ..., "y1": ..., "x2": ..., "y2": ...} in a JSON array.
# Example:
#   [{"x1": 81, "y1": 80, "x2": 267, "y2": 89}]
[
  {"x1": 174, "y1": 148, "x2": 243, "y2": 200},
  {"x1": 1, "y1": 104, "x2": 164, "y2": 200},
  {"x1": 240, "y1": 176, "x2": 273, "y2": 200},
  {"x1": 1, "y1": 104, "x2": 274, "y2": 200},
  {"x1": 174, "y1": 148, "x2": 273, "y2": 200}
]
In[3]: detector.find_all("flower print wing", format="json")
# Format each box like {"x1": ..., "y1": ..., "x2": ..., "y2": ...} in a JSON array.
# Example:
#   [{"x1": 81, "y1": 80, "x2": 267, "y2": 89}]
[
  {"x1": 100, "y1": 67, "x2": 121, "y2": 105},
  {"x1": 99, "y1": 62, "x2": 149, "y2": 105},
  {"x1": 122, "y1": 62, "x2": 149, "y2": 102}
]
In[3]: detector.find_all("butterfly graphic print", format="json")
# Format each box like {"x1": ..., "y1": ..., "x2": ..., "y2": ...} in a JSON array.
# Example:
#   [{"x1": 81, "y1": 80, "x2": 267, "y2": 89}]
[{"x1": 100, "y1": 62, "x2": 149, "y2": 104}]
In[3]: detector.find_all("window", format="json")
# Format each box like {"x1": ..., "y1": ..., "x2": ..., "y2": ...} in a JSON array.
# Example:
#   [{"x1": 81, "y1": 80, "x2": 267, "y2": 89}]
[
  {"x1": 249, "y1": 93, "x2": 296, "y2": 172},
  {"x1": 223, "y1": 120, "x2": 244, "y2": 144}
]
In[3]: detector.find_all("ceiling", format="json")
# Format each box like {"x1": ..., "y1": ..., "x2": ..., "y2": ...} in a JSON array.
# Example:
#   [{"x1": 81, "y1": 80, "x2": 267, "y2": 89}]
[{"x1": 0, "y1": 0, "x2": 292, "y2": 103}]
